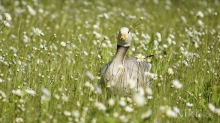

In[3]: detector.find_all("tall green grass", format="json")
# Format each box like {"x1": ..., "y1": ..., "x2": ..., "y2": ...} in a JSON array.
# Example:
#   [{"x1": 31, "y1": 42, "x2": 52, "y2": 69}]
[{"x1": 0, "y1": 0, "x2": 220, "y2": 122}]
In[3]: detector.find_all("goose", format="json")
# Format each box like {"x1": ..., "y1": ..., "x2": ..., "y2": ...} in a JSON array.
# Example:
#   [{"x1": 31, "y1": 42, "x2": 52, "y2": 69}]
[{"x1": 99, "y1": 27, "x2": 152, "y2": 93}]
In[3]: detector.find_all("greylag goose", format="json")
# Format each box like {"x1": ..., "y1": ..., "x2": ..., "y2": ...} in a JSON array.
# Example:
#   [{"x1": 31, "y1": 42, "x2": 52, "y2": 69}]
[{"x1": 99, "y1": 27, "x2": 152, "y2": 93}]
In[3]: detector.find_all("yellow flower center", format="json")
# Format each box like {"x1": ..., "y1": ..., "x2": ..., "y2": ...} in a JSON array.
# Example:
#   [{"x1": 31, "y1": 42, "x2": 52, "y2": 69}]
[{"x1": 118, "y1": 65, "x2": 123, "y2": 70}]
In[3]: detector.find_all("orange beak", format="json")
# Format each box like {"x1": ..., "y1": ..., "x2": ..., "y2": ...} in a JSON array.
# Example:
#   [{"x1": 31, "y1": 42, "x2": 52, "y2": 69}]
[{"x1": 120, "y1": 33, "x2": 126, "y2": 40}]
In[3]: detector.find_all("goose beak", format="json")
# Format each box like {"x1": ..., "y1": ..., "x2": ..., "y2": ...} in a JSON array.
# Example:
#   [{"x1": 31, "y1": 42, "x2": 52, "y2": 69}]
[{"x1": 120, "y1": 33, "x2": 126, "y2": 40}]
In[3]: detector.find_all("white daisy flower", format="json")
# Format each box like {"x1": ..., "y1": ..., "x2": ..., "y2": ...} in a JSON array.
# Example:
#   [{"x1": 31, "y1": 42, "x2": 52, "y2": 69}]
[
  {"x1": 145, "y1": 87, "x2": 153, "y2": 95},
  {"x1": 166, "y1": 109, "x2": 177, "y2": 118},
  {"x1": 3, "y1": 21, "x2": 11, "y2": 28},
  {"x1": 61, "y1": 95, "x2": 68, "y2": 102},
  {"x1": 64, "y1": 111, "x2": 71, "y2": 116},
  {"x1": 168, "y1": 68, "x2": 174, "y2": 75},
  {"x1": 12, "y1": 89, "x2": 22, "y2": 96},
  {"x1": 137, "y1": 87, "x2": 145, "y2": 96},
  {"x1": 4, "y1": 13, "x2": 12, "y2": 21},
  {"x1": 136, "y1": 54, "x2": 145, "y2": 62},
  {"x1": 173, "y1": 106, "x2": 180, "y2": 114},
  {"x1": 132, "y1": 93, "x2": 146, "y2": 107},
  {"x1": 108, "y1": 98, "x2": 115, "y2": 106},
  {"x1": 60, "y1": 41, "x2": 66, "y2": 47},
  {"x1": 196, "y1": 11, "x2": 204, "y2": 18},
  {"x1": 119, "y1": 98, "x2": 127, "y2": 107},
  {"x1": 208, "y1": 103, "x2": 216, "y2": 113},
  {"x1": 145, "y1": 71, "x2": 151, "y2": 76},
  {"x1": 72, "y1": 110, "x2": 80, "y2": 118},
  {"x1": 172, "y1": 79, "x2": 182, "y2": 89},
  {"x1": 41, "y1": 88, "x2": 51, "y2": 97},
  {"x1": 94, "y1": 101, "x2": 106, "y2": 111},
  {"x1": 141, "y1": 109, "x2": 152, "y2": 119},
  {"x1": 216, "y1": 108, "x2": 220, "y2": 116},
  {"x1": 15, "y1": 117, "x2": 24, "y2": 122},
  {"x1": 25, "y1": 88, "x2": 36, "y2": 96},
  {"x1": 32, "y1": 28, "x2": 44, "y2": 36},
  {"x1": 0, "y1": 78, "x2": 4, "y2": 83},
  {"x1": 186, "y1": 102, "x2": 193, "y2": 107},
  {"x1": 124, "y1": 106, "x2": 134, "y2": 112},
  {"x1": 127, "y1": 79, "x2": 136, "y2": 89}
]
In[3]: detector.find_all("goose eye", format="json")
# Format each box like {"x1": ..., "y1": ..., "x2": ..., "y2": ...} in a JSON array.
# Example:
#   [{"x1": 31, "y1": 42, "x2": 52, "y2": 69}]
[{"x1": 128, "y1": 30, "x2": 130, "y2": 33}]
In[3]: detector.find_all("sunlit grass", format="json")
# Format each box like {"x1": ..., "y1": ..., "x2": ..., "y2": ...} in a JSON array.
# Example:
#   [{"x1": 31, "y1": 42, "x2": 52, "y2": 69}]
[{"x1": 0, "y1": 0, "x2": 220, "y2": 123}]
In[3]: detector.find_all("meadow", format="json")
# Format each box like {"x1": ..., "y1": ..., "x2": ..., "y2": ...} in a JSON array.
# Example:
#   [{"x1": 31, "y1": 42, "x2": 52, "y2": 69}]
[{"x1": 0, "y1": 0, "x2": 220, "y2": 122}]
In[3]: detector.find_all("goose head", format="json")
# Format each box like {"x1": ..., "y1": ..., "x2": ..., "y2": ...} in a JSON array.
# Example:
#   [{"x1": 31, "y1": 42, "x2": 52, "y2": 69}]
[{"x1": 117, "y1": 27, "x2": 132, "y2": 47}]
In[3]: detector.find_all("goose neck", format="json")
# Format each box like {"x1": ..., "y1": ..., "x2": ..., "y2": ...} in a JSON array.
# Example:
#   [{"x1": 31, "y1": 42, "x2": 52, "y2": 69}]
[{"x1": 113, "y1": 45, "x2": 129, "y2": 63}]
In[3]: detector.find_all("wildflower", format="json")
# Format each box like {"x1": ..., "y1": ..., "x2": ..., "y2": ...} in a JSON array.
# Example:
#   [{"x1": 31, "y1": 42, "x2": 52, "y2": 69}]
[
  {"x1": 64, "y1": 111, "x2": 71, "y2": 116},
  {"x1": 41, "y1": 88, "x2": 51, "y2": 97},
  {"x1": 216, "y1": 108, "x2": 220, "y2": 116},
  {"x1": 197, "y1": 20, "x2": 204, "y2": 26},
  {"x1": 4, "y1": 13, "x2": 12, "y2": 21},
  {"x1": 136, "y1": 54, "x2": 145, "y2": 62},
  {"x1": 126, "y1": 97, "x2": 132, "y2": 103},
  {"x1": 196, "y1": 11, "x2": 204, "y2": 18},
  {"x1": 60, "y1": 41, "x2": 66, "y2": 47},
  {"x1": 25, "y1": 88, "x2": 36, "y2": 96},
  {"x1": 61, "y1": 95, "x2": 68, "y2": 102},
  {"x1": 41, "y1": 88, "x2": 51, "y2": 102},
  {"x1": 127, "y1": 79, "x2": 136, "y2": 89},
  {"x1": 172, "y1": 80, "x2": 182, "y2": 89},
  {"x1": 12, "y1": 89, "x2": 22, "y2": 96},
  {"x1": 103, "y1": 13, "x2": 109, "y2": 19},
  {"x1": 54, "y1": 94, "x2": 60, "y2": 100},
  {"x1": 159, "y1": 106, "x2": 166, "y2": 113},
  {"x1": 41, "y1": 95, "x2": 50, "y2": 102},
  {"x1": 76, "y1": 101, "x2": 80, "y2": 107},
  {"x1": 85, "y1": 81, "x2": 94, "y2": 91},
  {"x1": 108, "y1": 98, "x2": 115, "y2": 106},
  {"x1": 0, "y1": 90, "x2": 6, "y2": 99},
  {"x1": 156, "y1": 32, "x2": 162, "y2": 42},
  {"x1": 119, "y1": 115, "x2": 128, "y2": 122},
  {"x1": 0, "y1": 78, "x2": 4, "y2": 83},
  {"x1": 147, "y1": 96, "x2": 153, "y2": 99},
  {"x1": 93, "y1": 31, "x2": 102, "y2": 38},
  {"x1": 88, "y1": 118, "x2": 95, "y2": 123},
  {"x1": 208, "y1": 103, "x2": 216, "y2": 113},
  {"x1": 3, "y1": 21, "x2": 11, "y2": 28},
  {"x1": 94, "y1": 101, "x2": 106, "y2": 111},
  {"x1": 72, "y1": 110, "x2": 80, "y2": 118},
  {"x1": 186, "y1": 102, "x2": 193, "y2": 107},
  {"x1": 132, "y1": 93, "x2": 146, "y2": 107},
  {"x1": 119, "y1": 98, "x2": 127, "y2": 107},
  {"x1": 145, "y1": 71, "x2": 151, "y2": 76},
  {"x1": 15, "y1": 117, "x2": 24, "y2": 122},
  {"x1": 118, "y1": 65, "x2": 123, "y2": 70},
  {"x1": 150, "y1": 73, "x2": 158, "y2": 80},
  {"x1": 113, "y1": 112, "x2": 119, "y2": 118},
  {"x1": 145, "y1": 87, "x2": 153, "y2": 95},
  {"x1": 173, "y1": 106, "x2": 180, "y2": 114},
  {"x1": 181, "y1": 16, "x2": 187, "y2": 23},
  {"x1": 27, "y1": 5, "x2": 36, "y2": 15},
  {"x1": 137, "y1": 87, "x2": 145, "y2": 96},
  {"x1": 163, "y1": 44, "x2": 168, "y2": 48},
  {"x1": 86, "y1": 71, "x2": 95, "y2": 80},
  {"x1": 141, "y1": 109, "x2": 152, "y2": 119},
  {"x1": 124, "y1": 106, "x2": 134, "y2": 112},
  {"x1": 32, "y1": 28, "x2": 44, "y2": 36},
  {"x1": 166, "y1": 109, "x2": 177, "y2": 118},
  {"x1": 94, "y1": 85, "x2": 102, "y2": 94},
  {"x1": 167, "y1": 68, "x2": 174, "y2": 75}
]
